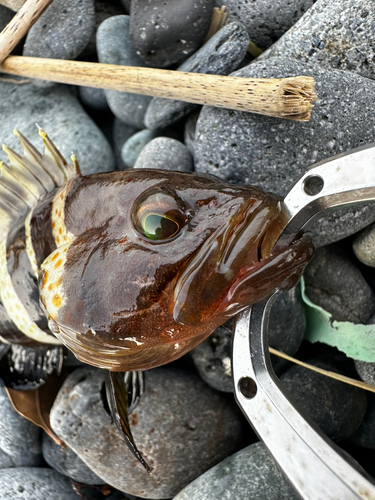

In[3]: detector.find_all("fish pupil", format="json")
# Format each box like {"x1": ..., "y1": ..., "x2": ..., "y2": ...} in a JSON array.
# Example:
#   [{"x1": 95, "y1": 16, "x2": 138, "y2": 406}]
[{"x1": 142, "y1": 213, "x2": 179, "y2": 240}]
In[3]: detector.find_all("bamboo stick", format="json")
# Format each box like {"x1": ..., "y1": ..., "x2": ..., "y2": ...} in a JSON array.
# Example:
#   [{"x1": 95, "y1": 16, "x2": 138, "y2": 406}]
[
  {"x1": 0, "y1": 0, "x2": 26, "y2": 11},
  {"x1": 0, "y1": 55, "x2": 317, "y2": 121},
  {"x1": 0, "y1": 0, "x2": 52, "y2": 64},
  {"x1": 269, "y1": 347, "x2": 375, "y2": 394}
]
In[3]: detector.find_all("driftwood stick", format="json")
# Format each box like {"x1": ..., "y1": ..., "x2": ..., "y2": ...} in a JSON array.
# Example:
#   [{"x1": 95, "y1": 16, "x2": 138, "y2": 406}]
[
  {"x1": 0, "y1": 0, "x2": 26, "y2": 11},
  {"x1": 0, "y1": 56, "x2": 317, "y2": 121},
  {"x1": 0, "y1": 0, "x2": 52, "y2": 64}
]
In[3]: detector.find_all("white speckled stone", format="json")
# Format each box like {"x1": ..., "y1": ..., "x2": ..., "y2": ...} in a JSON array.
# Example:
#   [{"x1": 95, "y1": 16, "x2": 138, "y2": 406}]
[
  {"x1": 134, "y1": 137, "x2": 193, "y2": 171},
  {"x1": 0, "y1": 81, "x2": 115, "y2": 175}
]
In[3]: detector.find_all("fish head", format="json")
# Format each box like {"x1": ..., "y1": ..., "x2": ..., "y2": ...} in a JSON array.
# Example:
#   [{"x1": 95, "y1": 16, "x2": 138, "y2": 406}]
[{"x1": 39, "y1": 169, "x2": 312, "y2": 371}]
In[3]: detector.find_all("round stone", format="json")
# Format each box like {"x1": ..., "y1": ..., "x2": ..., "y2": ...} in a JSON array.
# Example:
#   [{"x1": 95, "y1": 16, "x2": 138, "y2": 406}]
[
  {"x1": 134, "y1": 137, "x2": 193, "y2": 171},
  {"x1": 130, "y1": 0, "x2": 214, "y2": 67},
  {"x1": 353, "y1": 222, "x2": 375, "y2": 267},
  {"x1": 50, "y1": 366, "x2": 244, "y2": 498},
  {"x1": 194, "y1": 57, "x2": 375, "y2": 246},
  {"x1": 96, "y1": 15, "x2": 152, "y2": 128}
]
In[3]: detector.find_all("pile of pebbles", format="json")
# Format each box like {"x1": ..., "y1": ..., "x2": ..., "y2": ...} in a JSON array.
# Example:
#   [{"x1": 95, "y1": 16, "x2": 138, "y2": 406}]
[{"x1": 1, "y1": 0, "x2": 375, "y2": 498}]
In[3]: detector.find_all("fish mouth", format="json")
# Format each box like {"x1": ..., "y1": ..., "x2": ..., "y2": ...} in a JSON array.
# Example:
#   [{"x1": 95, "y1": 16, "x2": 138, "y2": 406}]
[{"x1": 172, "y1": 194, "x2": 288, "y2": 326}]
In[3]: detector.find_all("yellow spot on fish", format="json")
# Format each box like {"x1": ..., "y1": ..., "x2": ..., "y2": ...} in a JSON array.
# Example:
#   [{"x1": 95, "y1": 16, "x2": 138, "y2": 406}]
[
  {"x1": 54, "y1": 259, "x2": 63, "y2": 269},
  {"x1": 51, "y1": 252, "x2": 60, "y2": 261},
  {"x1": 52, "y1": 294, "x2": 62, "y2": 308}
]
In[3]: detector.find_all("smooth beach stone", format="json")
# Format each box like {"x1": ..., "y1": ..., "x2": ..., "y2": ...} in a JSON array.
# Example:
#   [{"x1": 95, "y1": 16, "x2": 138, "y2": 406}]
[
  {"x1": 79, "y1": 86, "x2": 110, "y2": 111},
  {"x1": 0, "y1": 6, "x2": 13, "y2": 30},
  {"x1": 121, "y1": 129, "x2": 164, "y2": 167},
  {"x1": 353, "y1": 222, "x2": 375, "y2": 267},
  {"x1": 303, "y1": 244, "x2": 375, "y2": 324},
  {"x1": 260, "y1": 0, "x2": 375, "y2": 80},
  {"x1": 216, "y1": 0, "x2": 315, "y2": 50},
  {"x1": 349, "y1": 393, "x2": 375, "y2": 449},
  {"x1": 0, "y1": 381, "x2": 42, "y2": 467},
  {"x1": 173, "y1": 441, "x2": 299, "y2": 500},
  {"x1": 0, "y1": 81, "x2": 114, "y2": 175},
  {"x1": 23, "y1": 0, "x2": 95, "y2": 86},
  {"x1": 97, "y1": 15, "x2": 152, "y2": 129},
  {"x1": 50, "y1": 367, "x2": 244, "y2": 499},
  {"x1": 280, "y1": 357, "x2": 367, "y2": 440},
  {"x1": 191, "y1": 286, "x2": 306, "y2": 392},
  {"x1": 0, "y1": 467, "x2": 78, "y2": 499},
  {"x1": 134, "y1": 137, "x2": 193, "y2": 171},
  {"x1": 42, "y1": 433, "x2": 105, "y2": 485},
  {"x1": 130, "y1": 0, "x2": 213, "y2": 68},
  {"x1": 184, "y1": 109, "x2": 201, "y2": 156},
  {"x1": 144, "y1": 21, "x2": 249, "y2": 130},
  {"x1": 194, "y1": 57, "x2": 375, "y2": 246}
]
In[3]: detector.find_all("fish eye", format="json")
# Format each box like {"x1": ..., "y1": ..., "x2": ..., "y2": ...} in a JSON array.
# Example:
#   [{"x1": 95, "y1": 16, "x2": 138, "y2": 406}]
[{"x1": 133, "y1": 190, "x2": 188, "y2": 242}]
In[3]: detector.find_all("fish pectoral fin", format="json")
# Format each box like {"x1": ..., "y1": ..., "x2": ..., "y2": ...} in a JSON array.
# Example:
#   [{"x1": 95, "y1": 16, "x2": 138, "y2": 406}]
[{"x1": 104, "y1": 371, "x2": 152, "y2": 474}]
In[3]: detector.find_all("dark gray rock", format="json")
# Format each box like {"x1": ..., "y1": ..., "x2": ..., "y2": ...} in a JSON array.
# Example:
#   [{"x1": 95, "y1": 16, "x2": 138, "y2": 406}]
[
  {"x1": 0, "y1": 381, "x2": 42, "y2": 468},
  {"x1": 134, "y1": 137, "x2": 194, "y2": 171},
  {"x1": 42, "y1": 433, "x2": 105, "y2": 485},
  {"x1": 79, "y1": 86, "x2": 110, "y2": 111},
  {"x1": 50, "y1": 367, "x2": 244, "y2": 498},
  {"x1": 0, "y1": 6, "x2": 13, "y2": 30},
  {"x1": 144, "y1": 21, "x2": 249, "y2": 129},
  {"x1": 194, "y1": 57, "x2": 375, "y2": 246},
  {"x1": 130, "y1": 0, "x2": 214, "y2": 67},
  {"x1": 173, "y1": 441, "x2": 300, "y2": 500},
  {"x1": 353, "y1": 222, "x2": 375, "y2": 268},
  {"x1": 349, "y1": 393, "x2": 375, "y2": 449},
  {"x1": 0, "y1": 82, "x2": 115, "y2": 175},
  {"x1": 96, "y1": 15, "x2": 152, "y2": 128},
  {"x1": 303, "y1": 244, "x2": 375, "y2": 324},
  {"x1": 121, "y1": 129, "x2": 166, "y2": 167},
  {"x1": 112, "y1": 118, "x2": 139, "y2": 169},
  {"x1": 280, "y1": 357, "x2": 367, "y2": 440},
  {"x1": 191, "y1": 286, "x2": 306, "y2": 392},
  {"x1": 0, "y1": 467, "x2": 78, "y2": 499},
  {"x1": 216, "y1": 0, "x2": 315, "y2": 50},
  {"x1": 23, "y1": 0, "x2": 95, "y2": 87},
  {"x1": 260, "y1": 0, "x2": 375, "y2": 80}
]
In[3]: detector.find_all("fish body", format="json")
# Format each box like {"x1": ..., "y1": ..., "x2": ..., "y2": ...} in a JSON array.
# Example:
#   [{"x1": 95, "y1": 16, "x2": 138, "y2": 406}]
[{"x1": 0, "y1": 130, "x2": 314, "y2": 373}]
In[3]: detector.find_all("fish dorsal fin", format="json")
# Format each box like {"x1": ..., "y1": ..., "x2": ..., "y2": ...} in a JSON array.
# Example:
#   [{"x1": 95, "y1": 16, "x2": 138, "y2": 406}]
[{"x1": 0, "y1": 128, "x2": 80, "y2": 240}]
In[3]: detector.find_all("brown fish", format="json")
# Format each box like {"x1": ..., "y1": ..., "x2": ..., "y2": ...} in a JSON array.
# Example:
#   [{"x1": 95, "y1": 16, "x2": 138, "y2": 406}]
[{"x1": 0, "y1": 129, "x2": 314, "y2": 373}]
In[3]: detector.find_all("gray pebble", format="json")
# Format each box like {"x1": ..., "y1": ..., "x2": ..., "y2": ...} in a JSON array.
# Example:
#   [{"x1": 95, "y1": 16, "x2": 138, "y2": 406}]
[
  {"x1": 355, "y1": 359, "x2": 375, "y2": 385},
  {"x1": 42, "y1": 433, "x2": 105, "y2": 485},
  {"x1": 134, "y1": 137, "x2": 193, "y2": 171},
  {"x1": 216, "y1": 0, "x2": 315, "y2": 50},
  {"x1": 130, "y1": 0, "x2": 213, "y2": 68},
  {"x1": 303, "y1": 244, "x2": 375, "y2": 324},
  {"x1": 144, "y1": 21, "x2": 249, "y2": 130},
  {"x1": 79, "y1": 86, "x2": 110, "y2": 111},
  {"x1": 0, "y1": 81, "x2": 115, "y2": 175},
  {"x1": 23, "y1": 0, "x2": 95, "y2": 87},
  {"x1": 97, "y1": 15, "x2": 152, "y2": 128},
  {"x1": 194, "y1": 57, "x2": 375, "y2": 246},
  {"x1": 50, "y1": 367, "x2": 244, "y2": 498},
  {"x1": 0, "y1": 467, "x2": 78, "y2": 499},
  {"x1": 191, "y1": 286, "x2": 306, "y2": 392},
  {"x1": 260, "y1": 0, "x2": 375, "y2": 80},
  {"x1": 0, "y1": 6, "x2": 13, "y2": 30},
  {"x1": 121, "y1": 129, "x2": 163, "y2": 167},
  {"x1": 173, "y1": 441, "x2": 300, "y2": 500},
  {"x1": 0, "y1": 381, "x2": 42, "y2": 468},
  {"x1": 280, "y1": 356, "x2": 367, "y2": 440},
  {"x1": 353, "y1": 222, "x2": 375, "y2": 267},
  {"x1": 112, "y1": 118, "x2": 139, "y2": 169}
]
